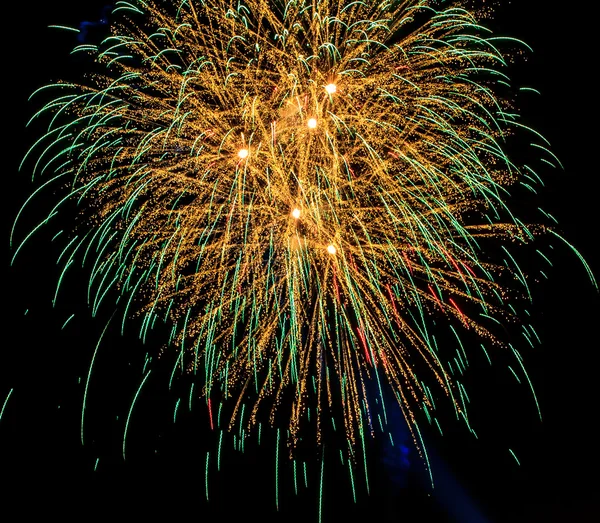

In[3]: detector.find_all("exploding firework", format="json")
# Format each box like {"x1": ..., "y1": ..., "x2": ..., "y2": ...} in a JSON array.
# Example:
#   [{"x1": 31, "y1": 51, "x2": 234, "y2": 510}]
[{"x1": 12, "y1": 0, "x2": 596, "y2": 500}]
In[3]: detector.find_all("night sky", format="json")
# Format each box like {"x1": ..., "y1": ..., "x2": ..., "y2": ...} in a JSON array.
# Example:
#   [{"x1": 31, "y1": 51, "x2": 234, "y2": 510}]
[{"x1": 2, "y1": 2, "x2": 598, "y2": 521}]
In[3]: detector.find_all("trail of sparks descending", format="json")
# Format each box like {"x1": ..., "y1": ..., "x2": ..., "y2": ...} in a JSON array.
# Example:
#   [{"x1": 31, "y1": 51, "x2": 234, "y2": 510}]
[{"x1": 13, "y1": 0, "x2": 595, "y2": 480}]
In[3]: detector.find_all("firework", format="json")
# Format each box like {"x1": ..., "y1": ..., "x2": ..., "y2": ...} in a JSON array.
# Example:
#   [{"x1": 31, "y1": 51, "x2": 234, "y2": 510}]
[{"x1": 12, "y1": 0, "x2": 596, "y2": 495}]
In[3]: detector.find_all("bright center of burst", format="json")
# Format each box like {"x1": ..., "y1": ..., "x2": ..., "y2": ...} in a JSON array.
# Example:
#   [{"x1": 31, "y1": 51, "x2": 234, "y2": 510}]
[
  {"x1": 291, "y1": 208, "x2": 301, "y2": 219},
  {"x1": 307, "y1": 118, "x2": 317, "y2": 129},
  {"x1": 327, "y1": 244, "x2": 337, "y2": 255},
  {"x1": 325, "y1": 83, "x2": 337, "y2": 94},
  {"x1": 238, "y1": 148, "x2": 249, "y2": 159}
]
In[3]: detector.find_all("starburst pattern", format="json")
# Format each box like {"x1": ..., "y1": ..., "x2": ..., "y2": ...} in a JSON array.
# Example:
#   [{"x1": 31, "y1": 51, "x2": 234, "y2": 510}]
[{"x1": 14, "y1": 0, "x2": 595, "y2": 463}]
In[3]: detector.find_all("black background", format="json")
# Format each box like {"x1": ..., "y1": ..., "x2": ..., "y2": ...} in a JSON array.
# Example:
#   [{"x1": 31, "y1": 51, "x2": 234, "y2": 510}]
[{"x1": 2, "y1": 1, "x2": 598, "y2": 521}]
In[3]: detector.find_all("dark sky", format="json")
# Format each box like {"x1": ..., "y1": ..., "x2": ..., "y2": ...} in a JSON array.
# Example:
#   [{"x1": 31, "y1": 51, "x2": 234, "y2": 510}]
[{"x1": 2, "y1": 1, "x2": 598, "y2": 521}]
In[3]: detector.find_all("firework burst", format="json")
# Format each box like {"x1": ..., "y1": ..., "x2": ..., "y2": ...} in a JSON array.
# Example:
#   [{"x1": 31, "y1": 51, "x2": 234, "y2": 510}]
[{"x1": 12, "y1": 0, "x2": 596, "y2": 491}]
